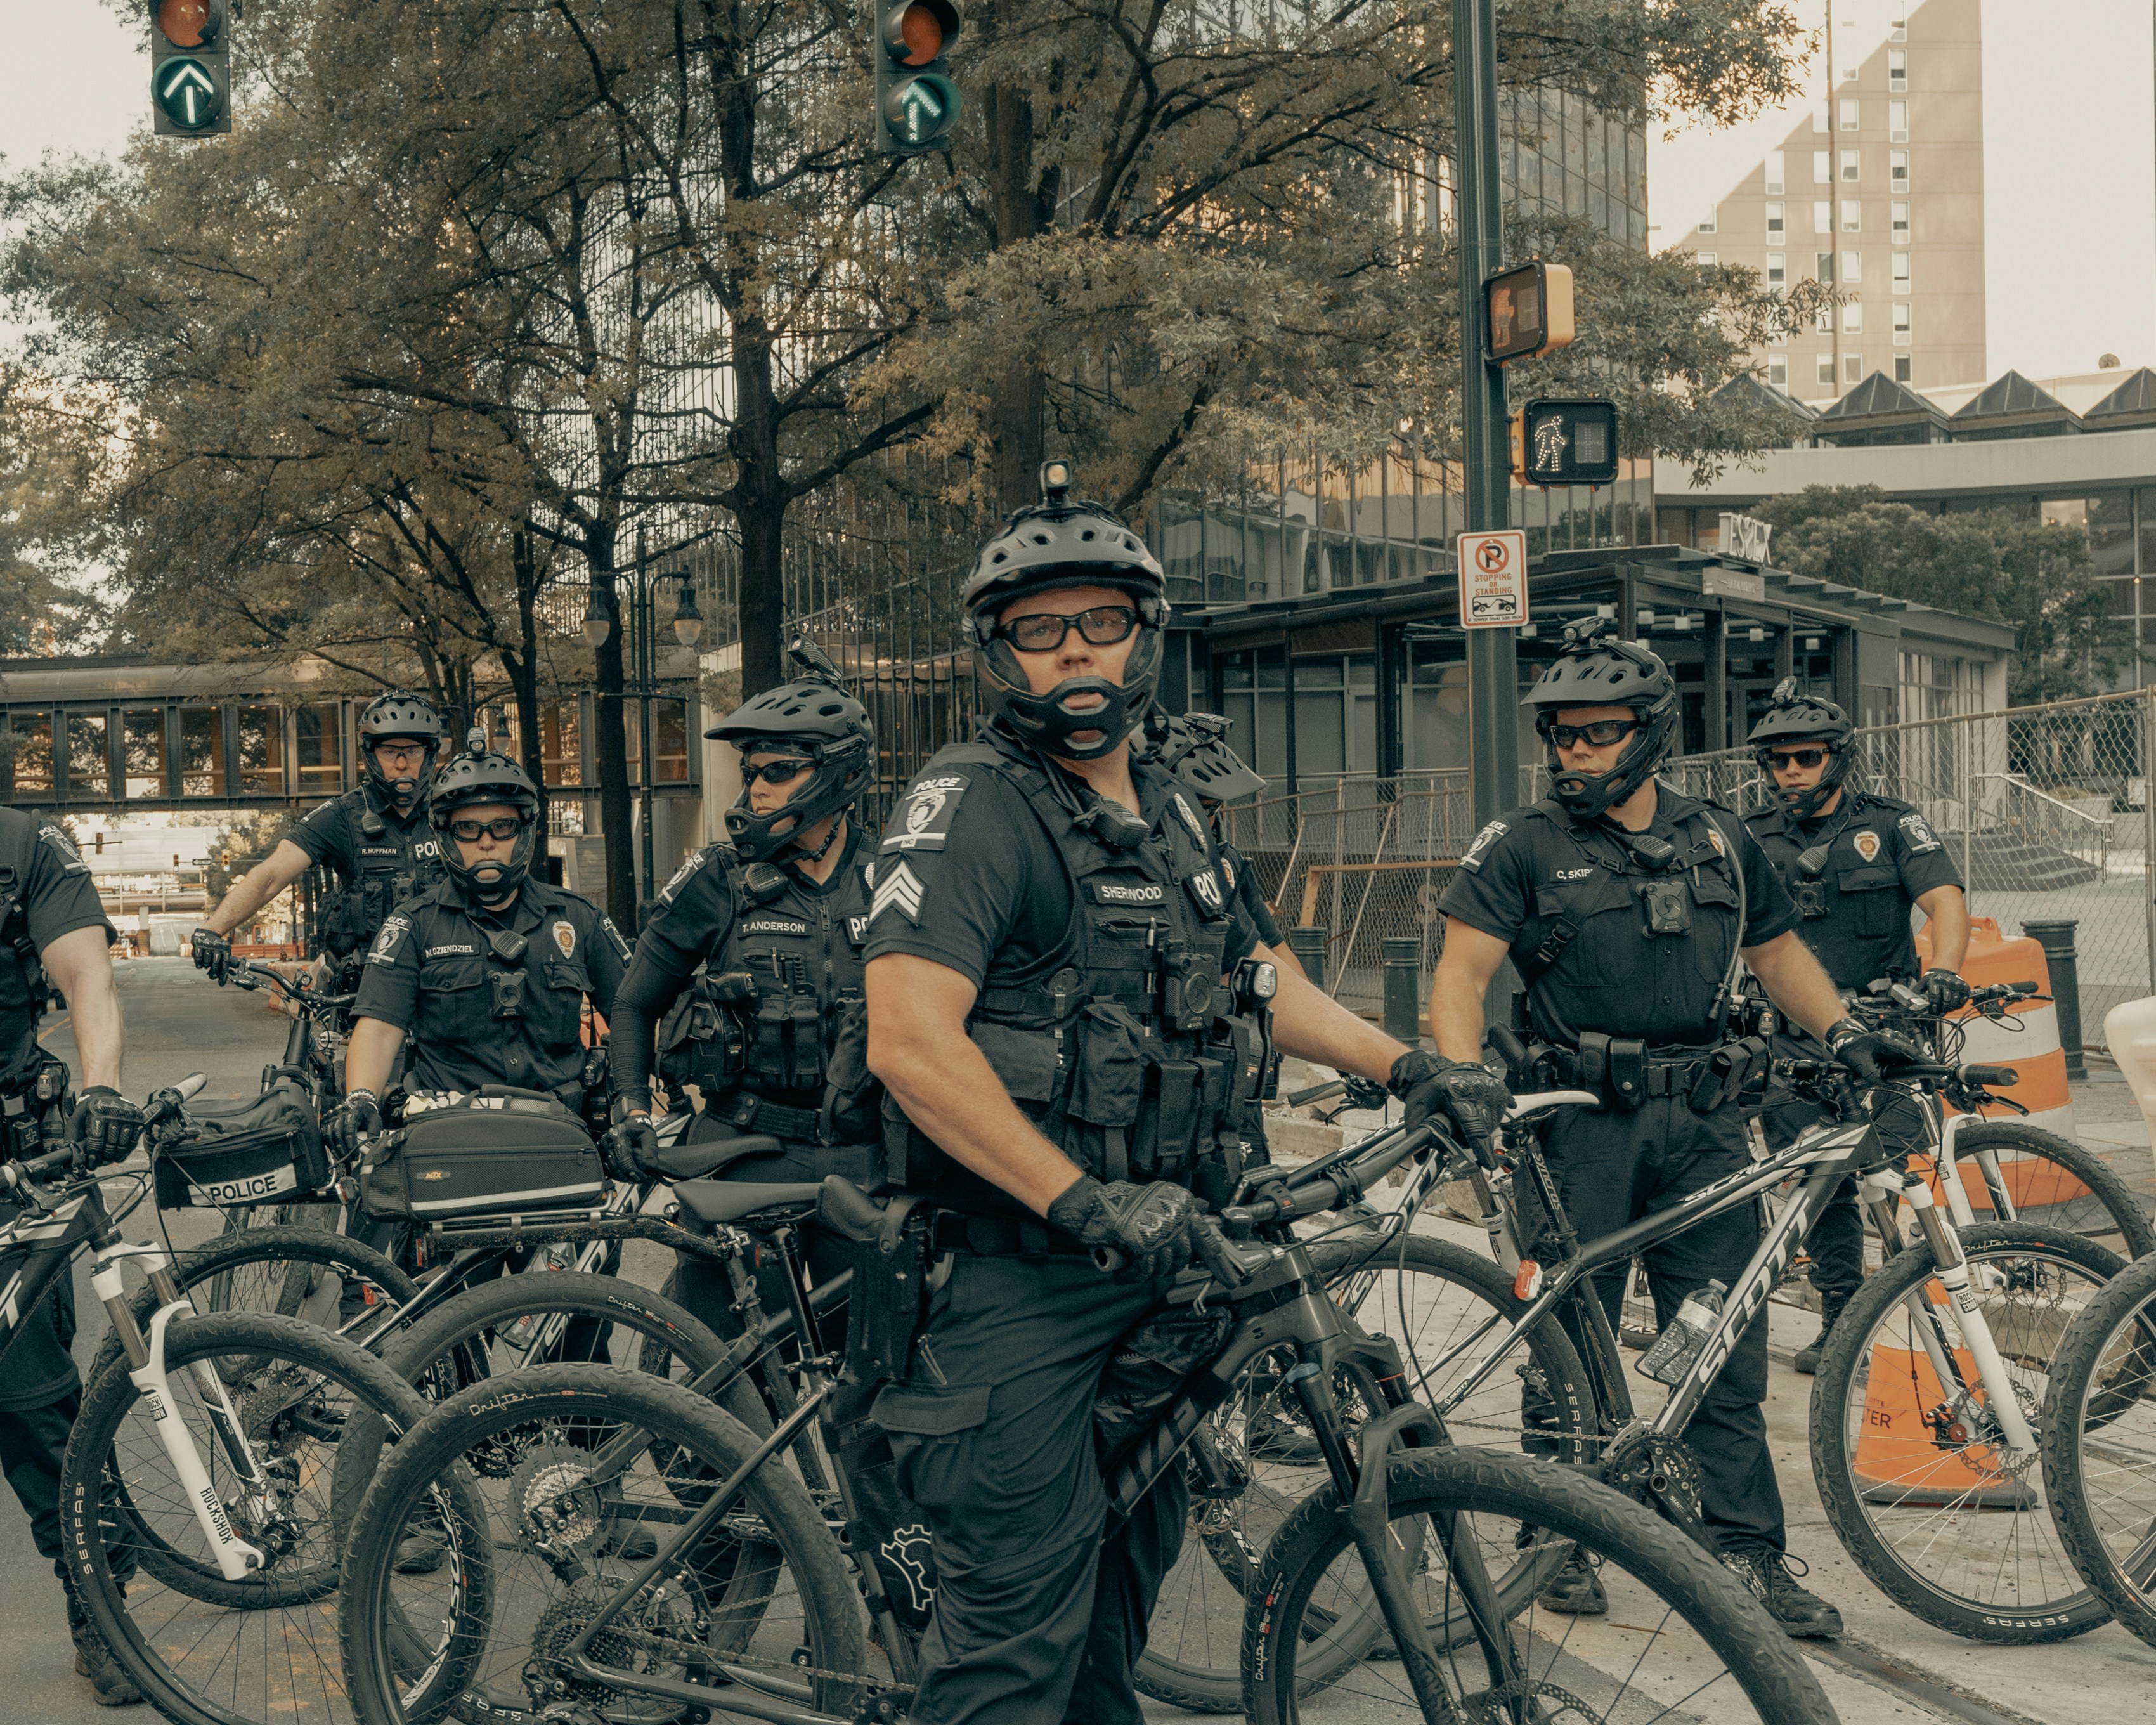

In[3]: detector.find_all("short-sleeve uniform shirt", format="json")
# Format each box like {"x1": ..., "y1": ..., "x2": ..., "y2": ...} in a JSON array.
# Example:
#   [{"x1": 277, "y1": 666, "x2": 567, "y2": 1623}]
[
  {"x1": 287, "y1": 786, "x2": 441, "y2": 887},
  {"x1": 0, "y1": 810, "x2": 113, "y2": 1082},
  {"x1": 1440, "y1": 785, "x2": 1797, "y2": 1048},
  {"x1": 1221, "y1": 840, "x2": 1283, "y2": 949},
  {"x1": 353, "y1": 878, "x2": 631, "y2": 1098},
  {"x1": 1743, "y1": 790, "x2": 1962, "y2": 991}
]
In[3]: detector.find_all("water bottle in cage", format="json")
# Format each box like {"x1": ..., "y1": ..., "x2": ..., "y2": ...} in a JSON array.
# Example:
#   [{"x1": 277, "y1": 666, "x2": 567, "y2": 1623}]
[{"x1": 1638, "y1": 1279, "x2": 1729, "y2": 1386}]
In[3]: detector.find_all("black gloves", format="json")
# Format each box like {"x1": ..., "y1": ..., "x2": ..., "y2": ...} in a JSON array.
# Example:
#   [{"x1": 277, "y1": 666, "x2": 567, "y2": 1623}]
[
  {"x1": 1824, "y1": 1019, "x2": 1925, "y2": 1084},
  {"x1": 1919, "y1": 968, "x2": 1972, "y2": 1015},
  {"x1": 1048, "y1": 1174, "x2": 1202, "y2": 1282},
  {"x1": 69, "y1": 1088, "x2": 145, "y2": 1166},
  {"x1": 191, "y1": 928, "x2": 233, "y2": 984},
  {"x1": 601, "y1": 1116, "x2": 659, "y2": 1182},
  {"x1": 1390, "y1": 1049, "x2": 1513, "y2": 1145},
  {"x1": 327, "y1": 1090, "x2": 384, "y2": 1160}
]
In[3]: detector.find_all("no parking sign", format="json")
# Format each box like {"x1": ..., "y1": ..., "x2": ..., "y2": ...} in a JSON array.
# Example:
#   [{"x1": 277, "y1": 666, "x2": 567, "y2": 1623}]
[{"x1": 1457, "y1": 529, "x2": 1528, "y2": 628}]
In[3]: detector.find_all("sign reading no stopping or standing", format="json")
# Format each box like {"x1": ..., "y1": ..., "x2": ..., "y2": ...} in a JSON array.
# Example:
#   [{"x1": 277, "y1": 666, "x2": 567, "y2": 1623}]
[{"x1": 1457, "y1": 529, "x2": 1528, "y2": 628}]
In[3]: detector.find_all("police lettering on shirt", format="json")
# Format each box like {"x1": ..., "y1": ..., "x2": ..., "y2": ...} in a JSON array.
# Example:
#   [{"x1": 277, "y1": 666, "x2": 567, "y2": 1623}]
[
  {"x1": 883, "y1": 776, "x2": 970, "y2": 854},
  {"x1": 1458, "y1": 819, "x2": 1508, "y2": 872},
  {"x1": 370, "y1": 913, "x2": 412, "y2": 965},
  {"x1": 36, "y1": 824, "x2": 89, "y2": 875}
]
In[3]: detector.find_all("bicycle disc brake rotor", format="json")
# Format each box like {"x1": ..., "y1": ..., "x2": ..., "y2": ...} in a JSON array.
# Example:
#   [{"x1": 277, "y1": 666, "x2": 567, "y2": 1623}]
[
  {"x1": 1465, "y1": 1678, "x2": 1598, "y2": 1722},
  {"x1": 509, "y1": 1443, "x2": 607, "y2": 1558}
]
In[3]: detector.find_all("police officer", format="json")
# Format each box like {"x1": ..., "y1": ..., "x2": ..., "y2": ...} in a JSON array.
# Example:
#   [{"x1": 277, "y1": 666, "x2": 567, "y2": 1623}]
[
  {"x1": 1430, "y1": 619, "x2": 1912, "y2": 1637},
  {"x1": 1743, "y1": 679, "x2": 1970, "y2": 1371},
  {"x1": 330, "y1": 743, "x2": 630, "y2": 1145},
  {"x1": 603, "y1": 663, "x2": 878, "y2": 1338},
  {"x1": 861, "y1": 465, "x2": 1462, "y2": 1725},
  {"x1": 192, "y1": 692, "x2": 448, "y2": 987},
  {"x1": 0, "y1": 809, "x2": 146, "y2": 1704}
]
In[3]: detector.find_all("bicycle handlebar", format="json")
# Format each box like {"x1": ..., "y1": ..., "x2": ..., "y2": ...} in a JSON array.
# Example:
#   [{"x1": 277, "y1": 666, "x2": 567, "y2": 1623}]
[{"x1": 227, "y1": 960, "x2": 354, "y2": 1017}]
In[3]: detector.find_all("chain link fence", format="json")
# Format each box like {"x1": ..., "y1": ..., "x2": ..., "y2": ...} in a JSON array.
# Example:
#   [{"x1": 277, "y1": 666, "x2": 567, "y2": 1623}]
[{"x1": 1224, "y1": 689, "x2": 2156, "y2": 1044}]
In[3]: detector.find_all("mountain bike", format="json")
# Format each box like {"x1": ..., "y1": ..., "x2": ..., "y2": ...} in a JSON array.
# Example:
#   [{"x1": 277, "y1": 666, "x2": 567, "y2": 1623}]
[
  {"x1": 336, "y1": 1119, "x2": 1839, "y2": 1725},
  {"x1": 0, "y1": 1077, "x2": 443, "y2": 1725}
]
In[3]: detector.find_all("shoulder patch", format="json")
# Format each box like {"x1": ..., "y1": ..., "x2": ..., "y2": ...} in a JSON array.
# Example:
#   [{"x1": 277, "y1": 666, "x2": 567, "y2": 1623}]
[
  {"x1": 1898, "y1": 812, "x2": 1942, "y2": 854},
  {"x1": 883, "y1": 775, "x2": 971, "y2": 854},
  {"x1": 598, "y1": 914, "x2": 632, "y2": 961},
  {"x1": 1458, "y1": 819, "x2": 1509, "y2": 873},
  {"x1": 36, "y1": 824, "x2": 89, "y2": 875},
  {"x1": 368, "y1": 913, "x2": 411, "y2": 965},
  {"x1": 1169, "y1": 792, "x2": 1212, "y2": 851},
  {"x1": 658, "y1": 847, "x2": 712, "y2": 907},
  {"x1": 870, "y1": 857, "x2": 926, "y2": 923}
]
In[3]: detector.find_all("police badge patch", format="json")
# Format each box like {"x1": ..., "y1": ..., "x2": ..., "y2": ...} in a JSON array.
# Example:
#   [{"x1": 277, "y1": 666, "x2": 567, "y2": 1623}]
[
  {"x1": 369, "y1": 914, "x2": 410, "y2": 965},
  {"x1": 1459, "y1": 820, "x2": 1508, "y2": 872},
  {"x1": 658, "y1": 849, "x2": 709, "y2": 906},
  {"x1": 1852, "y1": 830, "x2": 1881, "y2": 863},
  {"x1": 36, "y1": 824, "x2": 89, "y2": 875},
  {"x1": 552, "y1": 921, "x2": 576, "y2": 958},
  {"x1": 1898, "y1": 812, "x2": 1942, "y2": 854},
  {"x1": 883, "y1": 776, "x2": 969, "y2": 853}
]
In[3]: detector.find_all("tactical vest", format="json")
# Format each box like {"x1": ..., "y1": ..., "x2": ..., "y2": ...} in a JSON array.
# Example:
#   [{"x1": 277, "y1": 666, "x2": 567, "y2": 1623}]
[
  {"x1": 882, "y1": 739, "x2": 1270, "y2": 1206},
  {"x1": 319, "y1": 792, "x2": 448, "y2": 958},
  {"x1": 663, "y1": 849, "x2": 872, "y2": 1109}
]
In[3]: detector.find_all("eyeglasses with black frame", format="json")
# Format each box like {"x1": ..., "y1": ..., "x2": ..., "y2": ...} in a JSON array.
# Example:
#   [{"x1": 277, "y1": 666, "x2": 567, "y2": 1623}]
[
  {"x1": 1762, "y1": 746, "x2": 1833, "y2": 771},
  {"x1": 994, "y1": 604, "x2": 1141, "y2": 654},
  {"x1": 744, "y1": 758, "x2": 815, "y2": 786},
  {"x1": 1538, "y1": 717, "x2": 1642, "y2": 749},
  {"x1": 448, "y1": 816, "x2": 524, "y2": 842}
]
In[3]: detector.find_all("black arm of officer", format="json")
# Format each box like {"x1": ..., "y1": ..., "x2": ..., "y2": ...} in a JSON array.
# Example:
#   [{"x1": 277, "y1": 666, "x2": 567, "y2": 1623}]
[{"x1": 866, "y1": 953, "x2": 1417, "y2": 1218}]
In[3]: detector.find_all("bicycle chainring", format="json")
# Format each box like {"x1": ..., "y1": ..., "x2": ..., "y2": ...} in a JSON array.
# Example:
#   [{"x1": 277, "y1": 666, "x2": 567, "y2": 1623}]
[{"x1": 1601, "y1": 1425, "x2": 1709, "y2": 1544}]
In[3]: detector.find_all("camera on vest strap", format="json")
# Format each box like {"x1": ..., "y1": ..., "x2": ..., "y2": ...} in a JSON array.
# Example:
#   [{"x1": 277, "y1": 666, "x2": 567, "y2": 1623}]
[
  {"x1": 1791, "y1": 869, "x2": 1830, "y2": 920},
  {"x1": 1160, "y1": 942, "x2": 1218, "y2": 1029},
  {"x1": 489, "y1": 970, "x2": 527, "y2": 1019}
]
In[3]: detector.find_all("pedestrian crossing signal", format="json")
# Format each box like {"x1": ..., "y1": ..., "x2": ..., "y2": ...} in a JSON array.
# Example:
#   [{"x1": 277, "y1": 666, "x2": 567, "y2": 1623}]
[
  {"x1": 149, "y1": 0, "x2": 232, "y2": 136},
  {"x1": 1509, "y1": 398, "x2": 1620, "y2": 488}
]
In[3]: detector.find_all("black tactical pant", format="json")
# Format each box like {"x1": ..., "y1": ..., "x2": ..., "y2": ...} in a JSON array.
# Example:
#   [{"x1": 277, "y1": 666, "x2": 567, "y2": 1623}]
[
  {"x1": 1530, "y1": 1095, "x2": 1785, "y2": 1556},
  {"x1": 871, "y1": 1254, "x2": 1182, "y2": 1725},
  {"x1": 0, "y1": 1389, "x2": 80, "y2": 1584}
]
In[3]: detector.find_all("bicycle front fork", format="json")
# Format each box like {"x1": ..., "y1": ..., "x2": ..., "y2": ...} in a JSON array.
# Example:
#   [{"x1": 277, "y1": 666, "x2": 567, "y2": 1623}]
[{"x1": 92, "y1": 1247, "x2": 271, "y2": 1580}]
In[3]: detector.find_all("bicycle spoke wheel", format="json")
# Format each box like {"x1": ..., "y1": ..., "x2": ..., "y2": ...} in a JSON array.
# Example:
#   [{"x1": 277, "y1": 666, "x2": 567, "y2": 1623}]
[
  {"x1": 1938, "y1": 1122, "x2": 2156, "y2": 1259},
  {"x1": 1136, "y1": 1228, "x2": 1592, "y2": 1712},
  {"x1": 1244, "y1": 1446, "x2": 1838, "y2": 1724},
  {"x1": 2041, "y1": 1251, "x2": 2156, "y2": 1645},
  {"x1": 339, "y1": 1364, "x2": 873, "y2": 1725},
  {"x1": 63, "y1": 1310, "x2": 437, "y2": 1725},
  {"x1": 1810, "y1": 1220, "x2": 2122, "y2": 1643}
]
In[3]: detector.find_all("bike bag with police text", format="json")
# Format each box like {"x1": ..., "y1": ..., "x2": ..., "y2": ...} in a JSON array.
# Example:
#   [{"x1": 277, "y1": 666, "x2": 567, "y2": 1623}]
[
  {"x1": 358, "y1": 1087, "x2": 609, "y2": 1224},
  {"x1": 152, "y1": 1077, "x2": 332, "y2": 1210}
]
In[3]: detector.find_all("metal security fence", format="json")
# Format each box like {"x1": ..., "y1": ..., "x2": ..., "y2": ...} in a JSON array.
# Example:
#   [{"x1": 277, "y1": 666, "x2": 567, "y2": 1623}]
[{"x1": 1227, "y1": 689, "x2": 2156, "y2": 1043}]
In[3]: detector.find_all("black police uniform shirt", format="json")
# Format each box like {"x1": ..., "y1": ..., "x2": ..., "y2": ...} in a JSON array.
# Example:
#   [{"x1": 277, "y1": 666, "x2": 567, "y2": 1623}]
[
  {"x1": 352, "y1": 877, "x2": 630, "y2": 1098},
  {"x1": 1220, "y1": 840, "x2": 1283, "y2": 949},
  {"x1": 1743, "y1": 790, "x2": 1961, "y2": 993},
  {"x1": 0, "y1": 810, "x2": 114, "y2": 1412},
  {"x1": 615, "y1": 818, "x2": 871, "y2": 1106},
  {"x1": 288, "y1": 783, "x2": 443, "y2": 887},
  {"x1": 1440, "y1": 784, "x2": 1798, "y2": 1049}
]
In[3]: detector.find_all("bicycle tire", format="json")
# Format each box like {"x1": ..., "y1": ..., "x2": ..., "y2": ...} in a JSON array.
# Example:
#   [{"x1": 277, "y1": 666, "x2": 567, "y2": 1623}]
[
  {"x1": 1242, "y1": 1445, "x2": 1838, "y2": 1725},
  {"x1": 2039, "y1": 1250, "x2": 2156, "y2": 1646},
  {"x1": 1949, "y1": 1119, "x2": 2156, "y2": 1258},
  {"x1": 327, "y1": 1269, "x2": 774, "y2": 1539},
  {"x1": 339, "y1": 1364, "x2": 871, "y2": 1725},
  {"x1": 1134, "y1": 1229, "x2": 1595, "y2": 1713},
  {"x1": 63, "y1": 1309, "x2": 443, "y2": 1725},
  {"x1": 1810, "y1": 1219, "x2": 2122, "y2": 1644}
]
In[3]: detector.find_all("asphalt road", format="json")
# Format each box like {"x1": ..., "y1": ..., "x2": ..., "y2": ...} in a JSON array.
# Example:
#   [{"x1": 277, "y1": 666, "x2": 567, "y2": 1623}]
[{"x1": 1, "y1": 957, "x2": 280, "y2": 1722}]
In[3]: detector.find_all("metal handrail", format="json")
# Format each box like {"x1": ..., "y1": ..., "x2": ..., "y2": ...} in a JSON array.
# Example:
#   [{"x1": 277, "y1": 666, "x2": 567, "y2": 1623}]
[{"x1": 1973, "y1": 772, "x2": 2116, "y2": 839}]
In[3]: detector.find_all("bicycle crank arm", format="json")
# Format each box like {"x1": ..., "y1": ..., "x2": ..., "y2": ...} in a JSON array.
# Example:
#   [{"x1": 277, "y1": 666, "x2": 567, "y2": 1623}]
[{"x1": 120, "y1": 1297, "x2": 267, "y2": 1580}]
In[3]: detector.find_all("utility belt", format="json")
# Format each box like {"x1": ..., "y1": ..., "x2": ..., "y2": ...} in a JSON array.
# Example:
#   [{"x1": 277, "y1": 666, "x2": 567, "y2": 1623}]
[
  {"x1": 704, "y1": 1088, "x2": 826, "y2": 1145},
  {"x1": 1538, "y1": 1031, "x2": 1770, "y2": 1115},
  {"x1": 0, "y1": 1055, "x2": 70, "y2": 1164},
  {"x1": 930, "y1": 1210, "x2": 1093, "y2": 1258}
]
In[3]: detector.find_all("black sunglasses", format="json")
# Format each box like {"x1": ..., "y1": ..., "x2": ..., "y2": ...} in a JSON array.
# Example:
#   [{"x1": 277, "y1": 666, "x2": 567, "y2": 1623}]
[
  {"x1": 1763, "y1": 747, "x2": 1832, "y2": 771},
  {"x1": 448, "y1": 816, "x2": 524, "y2": 842},
  {"x1": 745, "y1": 758, "x2": 815, "y2": 785},
  {"x1": 1541, "y1": 718, "x2": 1640, "y2": 748},
  {"x1": 996, "y1": 605, "x2": 1141, "y2": 653}
]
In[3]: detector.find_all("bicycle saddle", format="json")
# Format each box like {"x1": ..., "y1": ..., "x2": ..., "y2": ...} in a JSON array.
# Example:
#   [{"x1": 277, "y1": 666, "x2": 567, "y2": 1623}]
[
  {"x1": 647, "y1": 1133, "x2": 786, "y2": 1183},
  {"x1": 672, "y1": 1178, "x2": 823, "y2": 1226}
]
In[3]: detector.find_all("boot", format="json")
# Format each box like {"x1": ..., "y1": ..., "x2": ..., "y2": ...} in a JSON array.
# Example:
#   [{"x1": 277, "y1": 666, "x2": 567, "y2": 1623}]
[
  {"x1": 1536, "y1": 1548, "x2": 1607, "y2": 1615},
  {"x1": 1719, "y1": 1546, "x2": 1843, "y2": 1639},
  {"x1": 67, "y1": 1592, "x2": 143, "y2": 1707},
  {"x1": 1792, "y1": 1292, "x2": 1850, "y2": 1376}
]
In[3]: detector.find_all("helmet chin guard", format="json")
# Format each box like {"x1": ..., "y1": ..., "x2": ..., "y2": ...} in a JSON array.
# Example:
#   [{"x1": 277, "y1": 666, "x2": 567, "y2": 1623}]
[
  {"x1": 1747, "y1": 676, "x2": 1856, "y2": 819},
  {"x1": 1521, "y1": 618, "x2": 1679, "y2": 820}
]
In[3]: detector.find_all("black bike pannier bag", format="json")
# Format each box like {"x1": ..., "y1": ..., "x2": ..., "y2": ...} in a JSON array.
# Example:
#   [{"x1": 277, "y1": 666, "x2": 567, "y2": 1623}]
[
  {"x1": 359, "y1": 1087, "x2": 609, "y2": 1224},
  {"x1": 152, "y1": 1079, "x2": 332, "y2": 1209}
]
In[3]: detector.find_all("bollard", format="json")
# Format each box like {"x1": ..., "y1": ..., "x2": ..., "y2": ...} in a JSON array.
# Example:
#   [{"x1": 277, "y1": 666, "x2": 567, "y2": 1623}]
[
  {"x1": 1382, "y1": 938, "x2": 1423, "y2": 1045},
  {"x1": 1288, "y1": 925, "x2": 1328, "y2": 993},
  {"x1": 2022, "y1": 920, "x2": 2086, "y2": 1079}
]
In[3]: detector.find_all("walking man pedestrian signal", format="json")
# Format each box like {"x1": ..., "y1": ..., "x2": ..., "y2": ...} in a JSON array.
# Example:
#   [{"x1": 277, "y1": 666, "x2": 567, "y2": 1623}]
[{"x1": 149, "y1": 0, "x2": 232, "y2": 136}]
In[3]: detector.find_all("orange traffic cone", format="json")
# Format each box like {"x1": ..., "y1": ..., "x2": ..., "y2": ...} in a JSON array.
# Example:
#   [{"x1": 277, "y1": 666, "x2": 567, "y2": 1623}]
[{"x1": 1853, "y1": 1339, "x2": 2036, "y2": 1509}]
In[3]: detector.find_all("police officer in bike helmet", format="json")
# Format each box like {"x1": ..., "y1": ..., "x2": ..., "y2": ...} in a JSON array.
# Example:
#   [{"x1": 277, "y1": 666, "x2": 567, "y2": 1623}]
[
  {"x1": 602, "y1": 645, "x2": 880, "y2": 1350},
  {"x1": 1743, "y1": 679, "x2": 1970, "y2": 1372},
  {"x1": 860, "y1": 464, "x2": 1455, "y2": 1724},
  {"x1": 0, "y1": 810, "x2": 144, "y2": 1702},
  {"x1": 192, "y1": 691, "x2": 450, "y2": 988},
  {"x1": 1432, "y1": 618, "x2": 1914, "y2": 1637}
]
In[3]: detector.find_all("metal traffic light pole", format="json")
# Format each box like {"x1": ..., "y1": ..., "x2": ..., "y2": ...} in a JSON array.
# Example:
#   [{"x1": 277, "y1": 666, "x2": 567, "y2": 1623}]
[{"x1": 1453, "y1": 0, "x2": 1517, "y2": 829}]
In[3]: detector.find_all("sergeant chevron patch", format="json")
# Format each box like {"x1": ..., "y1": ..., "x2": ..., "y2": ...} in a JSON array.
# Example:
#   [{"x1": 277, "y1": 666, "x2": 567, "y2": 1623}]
[{"x1": 871, "y1": 859, "x2": 925, "y2": 923}]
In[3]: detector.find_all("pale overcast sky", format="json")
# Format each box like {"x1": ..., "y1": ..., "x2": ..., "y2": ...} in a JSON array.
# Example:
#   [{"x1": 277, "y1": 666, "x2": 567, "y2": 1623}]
[{"x1": 2, "y1": 6, "x2": 143, "y2": 175}]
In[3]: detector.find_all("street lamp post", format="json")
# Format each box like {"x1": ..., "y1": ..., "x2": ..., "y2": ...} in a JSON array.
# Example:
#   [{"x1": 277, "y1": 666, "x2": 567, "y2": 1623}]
[{"x1": 583, "y1": 530, "x2": 704, "y2": 918}]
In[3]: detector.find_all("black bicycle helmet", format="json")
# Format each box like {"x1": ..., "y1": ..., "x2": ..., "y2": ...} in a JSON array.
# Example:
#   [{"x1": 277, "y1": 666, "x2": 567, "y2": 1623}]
[
  {"x1": 1146, "y1": 711, "x2": 1266, "y2": 805},
  {"x1": 961, "y1": 462, "x2": 1166, "y2": 762},
  {"x1": 427, "y1": 735, "x2": 542, "y2": 901},
  {"x1": 358, "y1": 691, "x2": 447, "y2": 808},
  {"x1": 1748, "y1": 676, "x2": 1856, "y2": 819},
  {"x1": 707, "y1": 666, "x2": 876, "y2": 863},
  {"x1": 1521, "y1": 617, "x2": 1679, "y2": 819}
]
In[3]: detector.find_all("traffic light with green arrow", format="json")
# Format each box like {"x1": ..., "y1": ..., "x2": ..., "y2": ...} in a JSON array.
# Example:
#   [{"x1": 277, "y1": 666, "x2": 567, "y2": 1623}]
[
  {"x1": 148, "y1": 0, "x2": 232, "y2": 137},
  {"x1": 875, "y1": 0, "x2": 961, "y2": 155}
]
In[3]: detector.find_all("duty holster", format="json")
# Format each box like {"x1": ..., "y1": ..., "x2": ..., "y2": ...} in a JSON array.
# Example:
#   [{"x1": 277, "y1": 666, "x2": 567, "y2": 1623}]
[
  {"x1": 841, "y1": 1195, "x2": 933, "y2": 1385},
  {"x1": 1685, "y1": 1035, "x2": 1772, "y2": 1114},
  {"x1": 1576, "y1": 1032, "x2": 1648, "y2": 1109}
]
